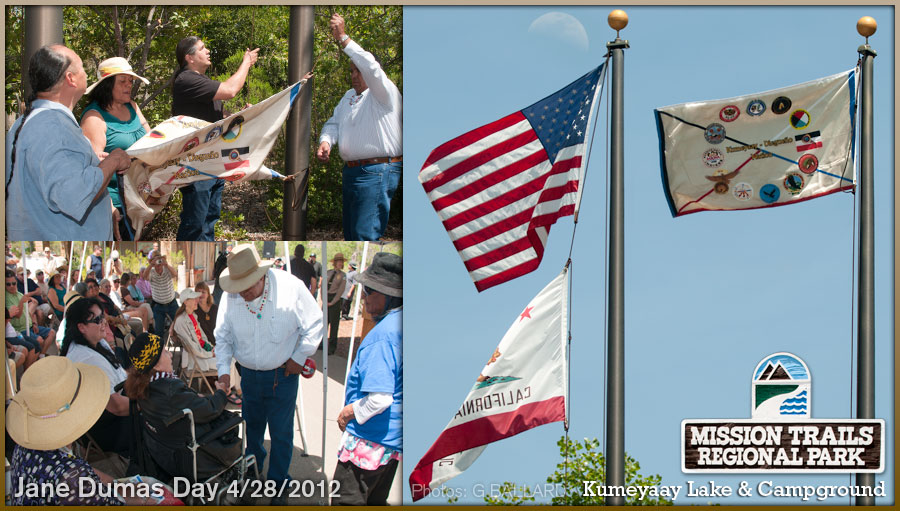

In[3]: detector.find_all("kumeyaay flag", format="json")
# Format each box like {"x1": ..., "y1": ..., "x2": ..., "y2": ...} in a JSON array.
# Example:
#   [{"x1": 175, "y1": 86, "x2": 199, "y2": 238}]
[
  {"x1": 121, "y1": 81, "x2": 304, "y2": 238},
  {"x1": 409, "y1": 268, "x2": 569, "y2": 502},
  {"x1": 655, "y1": 70, "x2": 856, "y2": 217},
  {"x1": 420, "y1": 64, "x2": 606, "y2": 292}
]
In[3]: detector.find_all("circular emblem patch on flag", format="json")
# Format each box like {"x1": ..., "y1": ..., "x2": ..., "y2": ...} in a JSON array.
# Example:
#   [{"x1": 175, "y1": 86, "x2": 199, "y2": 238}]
[
  {"x1": 205, "y1": 126, "x2": 222, "y2": 143},
  {"x1": 732, "y1": 182, "x2": 753, "y2": 201},
  {"x1": 783, "y1": 173, "x2": 805, "y2": 195},
  {"x1": 790, "y1": 109, "x2": 811, "y2": 129},
  {"x1": 181, "y1": 137, "x2": 199, "y2": 153},
  {"x1": 747, "y1": 99, "x2": 766, "y2": 116},
  {"x1": 760, "y1": 183, "x2": 780, "y2": 203},
  {"x1": 798, "y1": 154, "x2": 819, "y2": 174},
  {"x1": 702, "y1": 148, "x2": 725, "y2": 167},
  {"x1": 772, "y1": 96, "x2": 792, "y2": 114},
  {"x1": 719, "y1": 105, "x2": 740, "y2": 122},
  {"x1": 704, "y1": 123, "x2": 726, "y2": 144}
]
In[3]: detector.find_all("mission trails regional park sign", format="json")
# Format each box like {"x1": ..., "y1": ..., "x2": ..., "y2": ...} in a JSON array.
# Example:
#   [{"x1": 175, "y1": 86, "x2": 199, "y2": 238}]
[{"x1": 681, "y1": 353, "x2": 884, "y2": 473}]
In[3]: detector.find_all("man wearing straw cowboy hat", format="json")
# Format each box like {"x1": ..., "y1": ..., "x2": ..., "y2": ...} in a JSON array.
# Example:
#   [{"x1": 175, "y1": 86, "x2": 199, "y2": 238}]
[{"x1": 215, "y1": 244, "x2": 323, "y2": 497}]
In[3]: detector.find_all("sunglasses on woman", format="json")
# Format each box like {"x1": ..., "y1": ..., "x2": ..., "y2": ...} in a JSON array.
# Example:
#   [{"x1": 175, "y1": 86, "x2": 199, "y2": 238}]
[{"x1": 83, "y1": 316, "x2": 105, "y2": 325}]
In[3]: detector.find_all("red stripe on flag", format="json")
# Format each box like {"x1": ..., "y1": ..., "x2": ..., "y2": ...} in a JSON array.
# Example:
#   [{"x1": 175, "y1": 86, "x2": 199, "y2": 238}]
[
  {"x1": 422, "y1": 129, "x2": 540, "y2": 194},
  {"x1": 409, "y1": 396, "x2": 565, "y2": 501},
  {"x1": 430, "y1": 150, "x2": 549, "y2": 212},
  {"x1": 463, "y1": 236, "x2": 534, "y2": 273},
  {"x1": 441, "y1": 160, "x2": 575, "y2": 231},
  {"x1": 224, "y1": 160, "x2": 249, "y2": 171},
  {"x1": 452, "y1": 209, "x2": 533, "y2": 251},
  {"x1": 473, "y1": 255, "x2": 540, "y2": 291},
  {"x1": 795, "y1": 142, "x2": 822, "y2": 152},
  {"x1": 422, "y1": 112, "x2": 527, "y2": 169}
]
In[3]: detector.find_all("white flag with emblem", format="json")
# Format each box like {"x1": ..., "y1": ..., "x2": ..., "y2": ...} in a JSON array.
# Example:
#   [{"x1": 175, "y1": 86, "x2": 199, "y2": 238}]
[
  {"x1": 655, "y1": 69, "x2": 856, "y2": 217},
  {"x1": 120, "y1": 81, "x2": 305, "y2": 238},
  {"x1": 409, "y1": 268, "x2": 568, "y2": 501}
]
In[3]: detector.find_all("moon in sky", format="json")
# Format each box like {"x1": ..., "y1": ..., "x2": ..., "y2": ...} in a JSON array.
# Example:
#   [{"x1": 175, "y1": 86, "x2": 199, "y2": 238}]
[{"x1": 528, "y1": 12, "x2": 589, "y2": 51}]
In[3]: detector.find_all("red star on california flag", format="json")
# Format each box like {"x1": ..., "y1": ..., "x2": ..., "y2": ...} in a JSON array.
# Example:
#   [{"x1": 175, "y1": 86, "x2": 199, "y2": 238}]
[{"x1": 519, "y1": 306, "x2": 534, "y2": 322}]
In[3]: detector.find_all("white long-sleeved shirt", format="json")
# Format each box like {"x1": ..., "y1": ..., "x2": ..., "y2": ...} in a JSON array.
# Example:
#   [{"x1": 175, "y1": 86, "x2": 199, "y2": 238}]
[
  {"x1": 319, "y1": 40, "x2": 402, "y2": 161},
  {"x1": 214, "y1": 269, "x2": 323, "y2": 376}
]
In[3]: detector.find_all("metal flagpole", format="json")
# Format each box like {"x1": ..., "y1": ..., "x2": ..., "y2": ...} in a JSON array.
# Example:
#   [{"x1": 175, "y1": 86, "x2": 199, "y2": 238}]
[
  {"x1": 320, "y1": 241, "x2": 329, "y2": 497},
  {"x1": 855, "y1": 16, "x2": 877, "y2": 505},
  {"x1": 605, "y1": 10, "x2": 628, "y2": 506},
  {"x1": 67, "y1": 241, "x2": 75, "y2": 286},
  {"x1": 79, "y1": 242, "x2": 88, "y2": 282}
]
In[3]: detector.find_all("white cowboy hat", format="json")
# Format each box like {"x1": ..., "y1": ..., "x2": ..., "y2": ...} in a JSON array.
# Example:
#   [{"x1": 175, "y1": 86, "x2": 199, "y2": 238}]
[
  {"x1": 6, "y1": 357, "x2": 110, "y2": 451},
  {"x1": 85, "y1": 57, "x2": 150, "y2": 95},
  {"x1": 218, "y1": 244, "x2": 272, "y2": 293}
]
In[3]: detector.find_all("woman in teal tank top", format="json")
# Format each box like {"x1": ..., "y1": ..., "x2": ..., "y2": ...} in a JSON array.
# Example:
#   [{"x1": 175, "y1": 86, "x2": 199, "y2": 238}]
[{"x1": 80, "y1": 57, "x2": 150, "y2": 241}]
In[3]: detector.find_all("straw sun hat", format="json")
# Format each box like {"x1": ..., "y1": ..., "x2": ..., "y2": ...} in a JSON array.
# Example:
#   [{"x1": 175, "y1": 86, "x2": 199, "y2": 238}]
[
  {"x1": 218, "y1": 244, "x2": 272, "y2": 293},
  {"x1": 85, "y1": 57, "x2": 150, "y2": 95},
  {"x1": 6, "y1": 357, "x2": 110, "y2": 451}
]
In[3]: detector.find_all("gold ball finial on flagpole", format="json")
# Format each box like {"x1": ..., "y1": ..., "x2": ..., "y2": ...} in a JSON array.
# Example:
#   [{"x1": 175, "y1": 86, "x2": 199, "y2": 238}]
[
  {"x1": 608, "y1": 10, "x2": 628, "y2": 38},
  {"x1": 857, "y1": 16, "x2": 877, "y2": 40}
]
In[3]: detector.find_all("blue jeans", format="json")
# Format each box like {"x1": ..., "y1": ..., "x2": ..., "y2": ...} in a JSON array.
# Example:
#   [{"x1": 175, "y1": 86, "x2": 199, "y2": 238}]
[
  {"x1": 151, "y1": 299, "x2": 178, "y2": 338},
  {"x1": 342, "y1": 162, "x2": 401, "y2": 241},
  {"x1": 177, "y1": 179, "x2": 224, "y2": 241},
  {"x1": 240, "y1": 366, "x2": 299, "y2": 482}
]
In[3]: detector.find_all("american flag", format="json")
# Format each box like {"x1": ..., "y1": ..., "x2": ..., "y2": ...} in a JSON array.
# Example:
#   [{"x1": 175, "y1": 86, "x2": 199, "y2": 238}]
[{"x1": 419, "y1": 64, "x2": 606, "y2": 292}]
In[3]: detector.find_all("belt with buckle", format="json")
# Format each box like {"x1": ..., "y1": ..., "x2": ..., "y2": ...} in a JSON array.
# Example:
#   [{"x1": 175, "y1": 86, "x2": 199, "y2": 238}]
[{"x1": 345, "y1": 156, "x2": 402, "y2": 167}]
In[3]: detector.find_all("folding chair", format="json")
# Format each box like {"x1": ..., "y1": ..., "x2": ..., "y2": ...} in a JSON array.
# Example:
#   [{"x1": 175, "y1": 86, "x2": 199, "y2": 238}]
[{"x1": 170, "y1": 332, "x2": 217, "y2": 395}]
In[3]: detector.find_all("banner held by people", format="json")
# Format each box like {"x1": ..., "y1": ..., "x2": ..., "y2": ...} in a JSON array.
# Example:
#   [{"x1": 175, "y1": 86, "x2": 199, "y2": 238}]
[
  {"x1": 121, "y1": 81, "x2": 304, "y2": 238},
  {"x1": 420, "y1": 64, "x2": 606, "y2": 292},
  {"x1": 409, "y1": 268, "x2": 569, "y2": 501},
  {"x1": 655, "y1": 70, "x2": 857, "y2": 217}
]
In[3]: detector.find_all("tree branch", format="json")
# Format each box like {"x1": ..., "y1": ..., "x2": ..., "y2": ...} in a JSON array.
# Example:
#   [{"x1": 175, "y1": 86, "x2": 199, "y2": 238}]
[{"x1": 112, "y1": 6, "x2": 125, "y2": 57}]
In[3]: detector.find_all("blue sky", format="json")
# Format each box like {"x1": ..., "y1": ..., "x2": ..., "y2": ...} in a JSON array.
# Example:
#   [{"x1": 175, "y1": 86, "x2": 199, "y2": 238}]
[{"x1": 402, "y1": 6, "x2": 893, "y2": 505}]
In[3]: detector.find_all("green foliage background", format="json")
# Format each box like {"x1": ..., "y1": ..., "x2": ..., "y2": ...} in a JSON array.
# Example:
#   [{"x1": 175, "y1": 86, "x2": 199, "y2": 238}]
[
  {"x1": 479, "y1": 437, "x2": 674, "y2": 506},
  {"x1": 5, "y1": 6, "x2": 402, "y2": 235}
]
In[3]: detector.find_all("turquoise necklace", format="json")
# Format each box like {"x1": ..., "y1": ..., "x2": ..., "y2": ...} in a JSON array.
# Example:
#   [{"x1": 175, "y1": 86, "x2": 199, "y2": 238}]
[{"x1": 244, "y1": 278, "x2": 270, "y2": 319}]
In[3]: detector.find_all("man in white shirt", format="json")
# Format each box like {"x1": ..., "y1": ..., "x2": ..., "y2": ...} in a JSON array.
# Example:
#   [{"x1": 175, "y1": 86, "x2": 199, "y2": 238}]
[
  {"x1": 215, "y1": 244, "x2": 323, "y2": 497},
  {"x1": 316, "y1": 13, "x2": 402, "y2": 241}
]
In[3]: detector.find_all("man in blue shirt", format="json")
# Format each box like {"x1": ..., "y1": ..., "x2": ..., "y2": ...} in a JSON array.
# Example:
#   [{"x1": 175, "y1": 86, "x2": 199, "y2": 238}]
[{"x1": 5, "y1": 45, "x2": 131, "y2": 241}]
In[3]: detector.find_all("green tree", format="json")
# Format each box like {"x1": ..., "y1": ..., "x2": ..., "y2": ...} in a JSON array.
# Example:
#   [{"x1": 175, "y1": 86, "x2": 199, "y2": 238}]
[
  {"x1": 482, "y1": 436, "x2": 674, "y2": 506},
  {"x1": 6, "y1": 5, "x2": 401, "y2": 237}
]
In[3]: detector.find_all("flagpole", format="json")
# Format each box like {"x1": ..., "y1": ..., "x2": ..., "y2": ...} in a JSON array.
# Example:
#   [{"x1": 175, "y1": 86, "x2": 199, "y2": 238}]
[
  {"x1": 855, "y1": 16, "x2": 877, "y2": 506},
  {"x1": 605, "y1": 10, "x2": 628, "y2": 506}
]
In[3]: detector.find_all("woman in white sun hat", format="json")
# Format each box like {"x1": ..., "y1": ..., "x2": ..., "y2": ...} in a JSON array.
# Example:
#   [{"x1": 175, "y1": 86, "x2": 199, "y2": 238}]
[
  {"x1": 80, "y1": 57, "x2": 151, "y2": 241},
  {"x1": 172, "y1": 287, "x2": 217, "y2": 373}
]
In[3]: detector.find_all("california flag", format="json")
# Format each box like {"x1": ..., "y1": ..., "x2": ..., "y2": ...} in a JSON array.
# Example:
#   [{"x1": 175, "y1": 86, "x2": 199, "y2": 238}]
[
  {"x1": 120, "y1": 81, "x2": 305, "y2": 238},
  {"x1": 409, "y1": 268, "x2": 569, "y2": 502},
  {"x1": 655, "y1": 70, "x2": 856, "y2": 217}
]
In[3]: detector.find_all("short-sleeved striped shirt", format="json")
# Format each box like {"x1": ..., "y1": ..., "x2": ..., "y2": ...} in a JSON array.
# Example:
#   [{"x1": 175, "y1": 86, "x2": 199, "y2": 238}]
[{"x1": 149, "y1": 267, "x2": 175, "y2": 304}]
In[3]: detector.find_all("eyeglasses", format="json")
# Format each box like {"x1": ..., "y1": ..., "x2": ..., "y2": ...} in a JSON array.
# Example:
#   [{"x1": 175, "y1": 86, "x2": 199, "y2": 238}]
[
  {"x1": 5, "y1": 281, "x2": 17, "y2": 287},
  {"x1": 362, "y1": 286, "x2": 376, "y2": 296},
  {"x1": 83, "y1": 316, "x2": 106, "y2": 325}
]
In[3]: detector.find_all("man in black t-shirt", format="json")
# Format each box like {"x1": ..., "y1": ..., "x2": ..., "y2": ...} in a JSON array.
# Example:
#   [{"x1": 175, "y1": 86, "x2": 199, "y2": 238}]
[
  {"x1": 289, "y1": 244, "x2": 316, "y2": 292},
  {"x1": 171, "y1": 36, "x2": 259, "y2": 241}
]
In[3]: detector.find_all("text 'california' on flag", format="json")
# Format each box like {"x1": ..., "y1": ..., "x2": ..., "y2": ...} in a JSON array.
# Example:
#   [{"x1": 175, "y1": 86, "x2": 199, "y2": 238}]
[
  {"x1": 655, "y1": 69, "x2": 856, "y2": 217},
  {"x1": 420, "y1": 64, "x2": 606, "y2": 292},
  {"x1": 409, "y1": 268, "x2": 569, "y2": 502}
]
